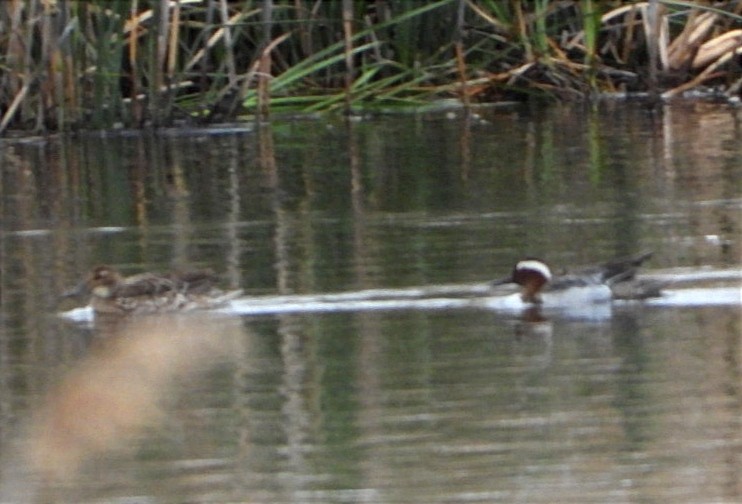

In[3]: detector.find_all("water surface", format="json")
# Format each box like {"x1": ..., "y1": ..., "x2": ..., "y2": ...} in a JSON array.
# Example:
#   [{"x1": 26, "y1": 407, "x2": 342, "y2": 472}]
[{"x1": 0, "y1": 102, "x2": 741, "y2": 503}]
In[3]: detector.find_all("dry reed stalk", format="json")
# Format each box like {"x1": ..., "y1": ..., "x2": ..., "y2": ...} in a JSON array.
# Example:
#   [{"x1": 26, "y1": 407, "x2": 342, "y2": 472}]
[
  {"x1": 167, "y1": 0, "x2": 182, "y2": 83},
  {"x1": 22, "y1": 0, "x2": 39, "y2": 125},
  {"x1": 342, "y1": 0, "x2": 355, "y2": 114},
  {"x1": 599, "y1": 4, "x2": 642, "y2": 65},
  {"x1": 197, "y1": 0, "x2": 216, "y2": 105},
  {"x1": 237, "y1": 33, "x2": 290, "y2": 103},
  {"x1": 454, "y1": 0, "x2": 470, "y2": 107},
  {"x1": 621, "y1": 5, "x2": 641, "y2": 65},
  {"x1": 294, "y1": 0, "x2": 312, "y2": 58},
  {"x1": 0, "y1": 82, "x2": 31, "y2": 134},
  {"x1": 155, "y1": 0, "x2": 169, "y2": 77},
  {"x1": 146, "y1": 0, "x2": 169, "y2": 124},
  {"x1": 158, "y1": 0, "x2": 183, "y2": 121},
  {"x1": 644, "y1": 0, "x2": 665, "y2": 99},
  {"x1": 664, "y1": 42, "x2": 741, "y2": 98},
  {"x1": 2, "y1": 0, "x2": 25, "y2": 97},
  {"x1": 218, "y1": 0, "x2": 237, "y2": 87},
  {"x1": 129, "y1": 0, "x2": 143, "y2": 124},
  {"x1": 40, "y1": 1, "x2": 55, "y2": 129},
  {"x1": 0, "y1": 0, "x2": 35, "y2": 132},
  {"x1": 182, "y1": 7, "x2": 259, "y2": 74},
  {"x1": 362, "y1": 13, "x2": 384, "y2": 64},
  {"x1": 667, "y1": 11, "x2": 718, "y2": 70},
  {"x1": 60, "y1": 10, "x2": 78, "y2": 128},
  {"x1": 56, "y1": 3, "x2": 77, "y2": 128},
  {"x1": 692, "y1": 29, "x2": 742, "y2": 69},
  {"x1": 514, "y1": 1, "x2": 533, "y2": 62},
  {"x1": 258, "y1": 0, "x2": 274, "y2": 120}
]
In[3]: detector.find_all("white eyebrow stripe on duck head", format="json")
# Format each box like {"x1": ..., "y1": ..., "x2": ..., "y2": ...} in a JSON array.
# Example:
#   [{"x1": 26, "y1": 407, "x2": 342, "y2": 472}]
[{"x1": 515, "y1": 260, "x2": 552, "y2": 281}]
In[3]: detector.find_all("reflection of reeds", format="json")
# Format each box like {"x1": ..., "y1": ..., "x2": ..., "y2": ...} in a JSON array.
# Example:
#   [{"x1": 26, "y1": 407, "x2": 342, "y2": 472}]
[
  {"x1": 25, "y1": 314, "x2": 243, "y2": 484},
  {"x1": 0, "y1": 1, "x2": 740, "y2": 133}
]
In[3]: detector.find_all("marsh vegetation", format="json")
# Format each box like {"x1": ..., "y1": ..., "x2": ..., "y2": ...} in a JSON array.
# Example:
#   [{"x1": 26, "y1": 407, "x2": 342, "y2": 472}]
[{"x1": 1, "y1": 0, "x2": 740, "y2": 133}]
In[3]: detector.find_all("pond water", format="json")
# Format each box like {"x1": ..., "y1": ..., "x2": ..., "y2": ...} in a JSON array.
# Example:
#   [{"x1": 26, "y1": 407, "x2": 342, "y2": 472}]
[{"x1": 0, "y1": 101, "x2": 741, "y2": 503}]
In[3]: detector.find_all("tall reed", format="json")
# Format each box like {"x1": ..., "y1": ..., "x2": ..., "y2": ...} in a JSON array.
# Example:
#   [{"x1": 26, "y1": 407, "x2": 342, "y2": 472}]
[{"x1": 0, "y1": 1, "x2": 739, "y2": 134}]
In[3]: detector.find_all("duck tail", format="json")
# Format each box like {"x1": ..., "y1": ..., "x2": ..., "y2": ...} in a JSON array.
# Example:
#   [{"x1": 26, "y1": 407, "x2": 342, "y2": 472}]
[{"x1": 602, "y1": 251, "x2": 653, "y2": 284}]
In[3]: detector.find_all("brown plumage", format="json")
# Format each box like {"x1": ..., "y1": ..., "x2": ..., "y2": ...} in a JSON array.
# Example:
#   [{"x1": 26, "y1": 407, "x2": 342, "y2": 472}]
[{"x1": 65, "y1": 265, "x2": 243, "y2": 315}]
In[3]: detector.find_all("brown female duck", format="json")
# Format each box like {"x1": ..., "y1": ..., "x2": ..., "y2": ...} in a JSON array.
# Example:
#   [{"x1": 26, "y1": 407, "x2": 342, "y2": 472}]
[{"x1": 65, "y1": 265, "x2": 243, "y2": 315}]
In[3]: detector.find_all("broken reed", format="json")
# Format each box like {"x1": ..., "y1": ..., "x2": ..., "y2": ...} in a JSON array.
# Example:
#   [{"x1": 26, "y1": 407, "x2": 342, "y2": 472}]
[{"x1": 0, "y1": 0, "x2": 740, "y2": 134}]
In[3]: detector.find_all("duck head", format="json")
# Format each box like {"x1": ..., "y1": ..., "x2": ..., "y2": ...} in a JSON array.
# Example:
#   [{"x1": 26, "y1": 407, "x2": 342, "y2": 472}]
[
  {"x1": 63, "y1": 265, "x2": 123, "y2": 300},
  {"x1": 87, "y1": 266, "x2": 123, "y2": 299},
  {"x1": 493, "y1": 258, "x2": 553, "y2": 304}
]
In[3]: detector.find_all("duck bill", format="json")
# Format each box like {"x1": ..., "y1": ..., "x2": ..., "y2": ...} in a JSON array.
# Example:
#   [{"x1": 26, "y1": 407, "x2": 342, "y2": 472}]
[{"x1": 490, "y1": 275, "x2": 514, "y2": 287}]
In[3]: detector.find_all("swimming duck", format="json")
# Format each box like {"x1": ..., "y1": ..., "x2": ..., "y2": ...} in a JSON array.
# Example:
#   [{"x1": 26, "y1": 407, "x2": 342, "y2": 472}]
[
  {"x1": 492, "y1": 251, "x2": 661, "y2": 306},
  {"x1": 64, "y1": 265, "x2": 243, "y2": 315}
]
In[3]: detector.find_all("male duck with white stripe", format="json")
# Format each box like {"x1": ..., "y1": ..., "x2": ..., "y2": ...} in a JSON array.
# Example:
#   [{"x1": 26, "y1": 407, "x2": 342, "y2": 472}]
[{"x1": 491, "y1": 251, "x2": 661, "y2": 307}]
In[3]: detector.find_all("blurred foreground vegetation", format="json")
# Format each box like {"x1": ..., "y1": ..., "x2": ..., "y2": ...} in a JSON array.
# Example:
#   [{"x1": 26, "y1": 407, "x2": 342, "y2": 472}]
[{"x1": 0, "y1": 0, "x2": 740, "y2": 134}]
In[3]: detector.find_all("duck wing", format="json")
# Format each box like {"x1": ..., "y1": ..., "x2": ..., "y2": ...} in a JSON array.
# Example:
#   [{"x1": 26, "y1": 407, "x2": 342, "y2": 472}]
[
  {"x1": 544, "y1": 251, "x2": 654, "y2": 291},
  {"x1": 599, "y1": 251, "x2": 653, "y2": 284},
  {"x1": 166, "y1": 270, "x2": 220, "y2": 294},
  {"x1": 114, "y1": 273, "x2": 179, "y2": 297}
]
